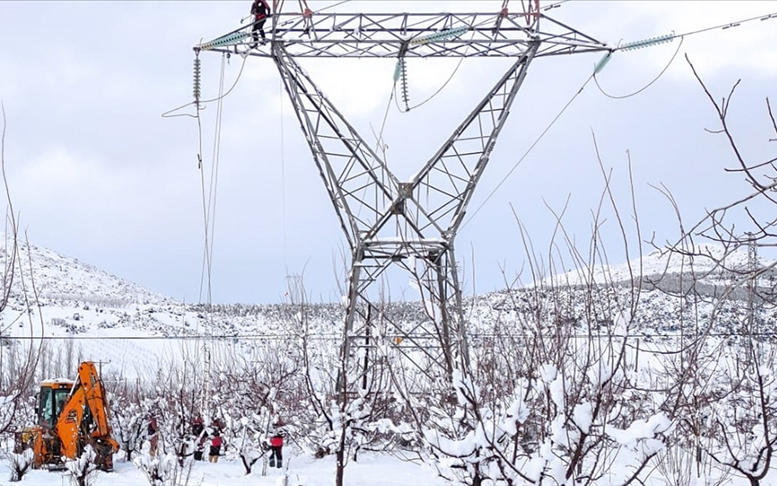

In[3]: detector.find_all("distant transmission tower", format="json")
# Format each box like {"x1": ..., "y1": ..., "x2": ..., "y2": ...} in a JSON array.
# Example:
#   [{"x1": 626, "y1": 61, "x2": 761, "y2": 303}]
[
  {"x1": 196, "y1": 1, "x2": 608, "y2": 390},
  {"x1": 746, "y1": 233, "x2": 761, "y2": 338}
]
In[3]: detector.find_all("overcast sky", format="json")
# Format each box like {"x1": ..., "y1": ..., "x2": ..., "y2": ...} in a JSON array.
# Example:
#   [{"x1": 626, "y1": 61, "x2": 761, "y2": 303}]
[{"x1": 1, "y1": 1, "x2": 776, "y2": 304}]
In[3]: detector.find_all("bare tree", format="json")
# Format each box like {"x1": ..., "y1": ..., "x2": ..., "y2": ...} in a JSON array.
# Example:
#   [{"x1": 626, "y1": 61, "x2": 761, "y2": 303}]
[
  {"x1": 657, "y1": 58, "x2": 777, "y2": 485},
  {"x1": 0, "y1": 104, "x2": 43, "y2": 445},
  {"x1": 209, "y1": 339, "x2": 300, "y2": 475},
  {"x1": 110, "y1": 384, "x2": 147, "y2": 462},
  {"x1": 383, "y1": 146, "x2": 675, "y2": 486}
]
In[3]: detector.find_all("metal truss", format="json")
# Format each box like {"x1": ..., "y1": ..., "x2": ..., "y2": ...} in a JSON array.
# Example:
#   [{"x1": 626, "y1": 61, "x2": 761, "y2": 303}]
[
  {"x1": 271, "y1": 36, "x2": 539, "y2": 384},
  {"x1": 196, "y1": 4, "x2": 608, "y2": 390},
  {"x1": 197, "y1": 11, "x2": 607, "y2": 59}
]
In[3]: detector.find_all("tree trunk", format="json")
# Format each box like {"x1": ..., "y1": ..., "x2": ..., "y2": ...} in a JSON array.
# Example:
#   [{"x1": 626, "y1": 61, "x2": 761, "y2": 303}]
[{"x1": 335, "y1": 448, "x2": 345, "y2": 486}]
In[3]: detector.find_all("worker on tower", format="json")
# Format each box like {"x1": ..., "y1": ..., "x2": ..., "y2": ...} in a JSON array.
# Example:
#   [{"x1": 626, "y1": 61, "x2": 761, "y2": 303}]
[{"x1": 250, "y1": 0, "x2": 271, "y2": 48}]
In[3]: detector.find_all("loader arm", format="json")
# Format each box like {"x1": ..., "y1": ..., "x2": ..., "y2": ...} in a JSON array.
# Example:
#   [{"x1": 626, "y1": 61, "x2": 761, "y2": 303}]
[
  {"x1": 54, "y1": 362, "x2": 119, "y2": 470},
  {"x1": 77, "y1": 362, "x2": 115, "y2": 441}
]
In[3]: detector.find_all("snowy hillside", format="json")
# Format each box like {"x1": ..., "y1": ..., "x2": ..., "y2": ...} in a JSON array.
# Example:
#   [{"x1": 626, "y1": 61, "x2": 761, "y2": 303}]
[
  {"x1": 3, "y1": 235, "x2": 173, "y2": 307},
  {"x1": 543, "y1": 245, "x2": 768, "y2": 285},
  {"x1": 2, "y1": 236, "x2": 775, "y2": 377},
  {"x1": 1, "y1": 236, "x2": 194, "y2": 377}
]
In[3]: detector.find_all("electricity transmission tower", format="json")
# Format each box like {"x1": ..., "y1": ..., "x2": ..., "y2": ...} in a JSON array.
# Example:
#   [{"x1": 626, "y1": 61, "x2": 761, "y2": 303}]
[{"x1": 196, "y1": 1, "x2": 608, "y2": 389}]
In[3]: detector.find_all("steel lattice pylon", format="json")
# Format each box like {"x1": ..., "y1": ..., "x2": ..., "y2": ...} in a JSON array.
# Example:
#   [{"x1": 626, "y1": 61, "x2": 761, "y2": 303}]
[{"x1": 196, "y1": 3, "x2": 608, "y2": 387}]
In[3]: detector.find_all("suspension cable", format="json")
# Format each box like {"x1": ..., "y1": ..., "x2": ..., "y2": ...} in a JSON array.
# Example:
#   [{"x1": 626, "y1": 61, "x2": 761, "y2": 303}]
[
  {"x1": 594, "y1": 36, "x2": 684, "y2": 100},
  {"x1": 461, "y1": 73, "x2": 595, "y2": 230},
  {"x1": 197, "y1": 53, "x2": 228, "y2": 308},
  {"x1": 612, "y1": 9, "x2": 777, "y2": 52},
  {"x1": 280, "y1": 77, "x2": 289, "y2": 274}
]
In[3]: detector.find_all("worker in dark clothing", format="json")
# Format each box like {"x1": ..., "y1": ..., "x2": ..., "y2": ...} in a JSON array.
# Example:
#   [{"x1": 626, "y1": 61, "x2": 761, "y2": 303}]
[
  {"x1": 269, "y1": 432, "x2": 283, "y2": 468},
  {"x1": 251, "y1": 0, "x2": 271, "y2": 48},
  {"x1": 209, "y1": 431, "x2": 223, "y2": 463},
  {"x1": 268, "y1": 416, "x2": 285, "y2": 468}
]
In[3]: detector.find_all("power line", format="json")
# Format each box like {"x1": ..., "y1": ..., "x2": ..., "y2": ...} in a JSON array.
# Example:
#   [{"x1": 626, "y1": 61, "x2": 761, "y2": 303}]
[
  {"x1": 5, "y1": 331, "x2": 775, "y2": 341},
  {"x1": 461, "y1": 8, "x2": 776, "y2": 225},
  {"x1": 594, "y1": 36, "x2": 684, "y2": 100},
  {"x1": 664, "y1": 10, "x2": 777, "y2": 45},
  {"x1": 462, "y1": 72, "x2": 595, "y2": 230},
  {"x1": 604, "y1": 10, "x2": 777, "y2": 55}
]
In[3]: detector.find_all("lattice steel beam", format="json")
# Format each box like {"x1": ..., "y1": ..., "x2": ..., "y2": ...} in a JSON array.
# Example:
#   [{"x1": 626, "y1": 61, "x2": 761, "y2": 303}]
[
  {"x1": 196, "y1": 11, "x2": 607, "y2": 58},
  {"x1": 270, "y1": 32, "x2": 540, "y2": 383}
]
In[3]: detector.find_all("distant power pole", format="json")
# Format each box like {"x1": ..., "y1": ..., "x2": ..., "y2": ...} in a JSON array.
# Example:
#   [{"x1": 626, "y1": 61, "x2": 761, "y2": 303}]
[
  {"x1": 196, "y1": 2, "x2": 608, "y2": 393},
  {"x1": 94, "y1": 360, "x2": 111, "y2": 377}
]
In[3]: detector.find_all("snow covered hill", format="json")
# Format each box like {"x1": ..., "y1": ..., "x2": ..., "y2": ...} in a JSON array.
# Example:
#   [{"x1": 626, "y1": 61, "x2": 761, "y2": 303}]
[
  {"x1": 3, "y1": 235, "x2": 173, "y2": 307},
  {"x1": 540, "y1": 244, "x2": 777, "y2": 296},
  {"x1": 1, "y1": 236, "x2": 775, "y2": 378}
]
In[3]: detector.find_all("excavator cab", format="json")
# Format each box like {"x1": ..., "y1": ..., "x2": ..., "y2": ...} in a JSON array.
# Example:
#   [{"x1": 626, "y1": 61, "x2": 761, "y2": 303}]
[
  {"x1": 38, "y1": 380, "x2": 74, "y2": 428},
  {"x1": 13, "y1": 381, "x2": 73, "y2": 457}
]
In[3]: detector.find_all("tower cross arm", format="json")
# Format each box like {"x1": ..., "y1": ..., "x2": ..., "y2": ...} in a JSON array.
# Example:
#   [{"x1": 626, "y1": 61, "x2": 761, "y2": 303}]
[{"x1": 196, "y1": 12, "x2": 607, "y2": 58}]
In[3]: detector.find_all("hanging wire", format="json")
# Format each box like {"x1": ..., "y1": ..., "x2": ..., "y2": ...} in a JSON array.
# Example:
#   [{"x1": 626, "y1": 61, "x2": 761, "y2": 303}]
[
  {"x1": 594, "y1": 36, "x2": 684, "y2": 100},
  {"x1": 162, "y1": 52, "x2": 250, "y2": 119},
  {"x1": 197, "y1": 53, "x2": 228, "y2": 311},
  {"x1": 394, "y1": 28, "x2": 476, "y2": 113},
  {"x1": 461, "y1": 73, "x2": 595, "y2": 230}
]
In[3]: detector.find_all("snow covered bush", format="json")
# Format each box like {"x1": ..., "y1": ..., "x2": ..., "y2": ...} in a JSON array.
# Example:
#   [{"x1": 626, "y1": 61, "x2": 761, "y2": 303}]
[
  {"x1": 134, "y1": 451, "x2": 196, "y2": 486},
  {"x1": 653, "y1": 54, "x2": 777, "y2": 486},
  {"x1": 65, "y1": 445, "x2": 99, "y2": 486},
  {"x1": 680, "y1": 337, "x2": 777, "y2": 485},
  {"x1": 111, "y1": 396, "x2": 148, "y2": 461},
  {"x1": 4, "y1": 448, "x2": 34, "y2": 482},
  {"x1": 410, "y1": 180, "x2": 678, "y2": 485},
  {"x1": 650, "y1": 242, "x2": 777, "y2": 485}
]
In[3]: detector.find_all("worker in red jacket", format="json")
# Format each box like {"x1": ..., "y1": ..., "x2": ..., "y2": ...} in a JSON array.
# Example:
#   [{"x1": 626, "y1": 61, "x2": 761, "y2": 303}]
[
  {"x1": 209, "y1": 431, "x2": 223, "y2": 463},
  {"x1": 268, "y1": 417, "x2": 284, "y2": 468},
  {"x1": 250, "y1": 0, "x2": 271, "y2": 48}
]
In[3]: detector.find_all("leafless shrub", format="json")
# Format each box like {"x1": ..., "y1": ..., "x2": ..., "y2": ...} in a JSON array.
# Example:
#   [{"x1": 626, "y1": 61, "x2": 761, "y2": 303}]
[
  {"x1": 389, "y1": 139, "x2": 673, "y2": 486},
  {"x1": 657, "y1": 58, "x2": 777, "y2": 485},
  {"x1": 134, "y1": 452, "x2": 199, "y2": 486},
  {"x1": 65, "y1": 445, "x2": 100, "y2": 486},
  {"x1": 3, "y1": 448, "x2": 34, "y2": 482},
  {"x1": 0, "y1": 105, "x2": 43, "y2": 459}
]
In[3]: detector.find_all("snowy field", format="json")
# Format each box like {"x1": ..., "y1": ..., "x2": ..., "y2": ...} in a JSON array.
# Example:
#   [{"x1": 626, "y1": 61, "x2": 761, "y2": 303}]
[
  {"x1": 0, "y1": 453, "x2": 448, "y2": 486},
  {"x1": 3, "y1": 450, "x2": 776, "y2": 485}
]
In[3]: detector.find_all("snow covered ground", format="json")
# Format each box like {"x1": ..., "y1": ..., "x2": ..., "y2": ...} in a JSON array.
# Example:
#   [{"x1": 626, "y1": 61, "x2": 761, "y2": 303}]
[
  {"x1": 4, "y1": 450, "x2": 776, "y2": 485},
  {"x1": 0, "y1": 452, "x2": 448, "y2": 486}
]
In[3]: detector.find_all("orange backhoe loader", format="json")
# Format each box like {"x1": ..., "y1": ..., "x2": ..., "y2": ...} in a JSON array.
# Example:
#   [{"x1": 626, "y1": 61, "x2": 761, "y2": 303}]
[{"x1": 18, "y1": 361, "x2": 119, "y2": 471}]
